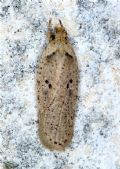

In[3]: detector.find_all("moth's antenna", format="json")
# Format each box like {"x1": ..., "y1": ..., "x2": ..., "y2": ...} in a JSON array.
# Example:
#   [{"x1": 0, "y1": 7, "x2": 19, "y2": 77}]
[
  {"x1": 48, "y1": 18, "x2": 52, "y2": 30},
  {"x1": 59, "y1": 19, "x2": 63, "y2": 28},
  {"x1": 47, "y1": 18, "x2": 54, "y2": 41}
]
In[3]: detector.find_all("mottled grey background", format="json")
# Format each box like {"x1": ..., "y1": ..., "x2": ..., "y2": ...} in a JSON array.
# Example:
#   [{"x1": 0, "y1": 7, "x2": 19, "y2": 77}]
[{"x1": 0, "y1": 0, "x2": 120, "y2": 169}]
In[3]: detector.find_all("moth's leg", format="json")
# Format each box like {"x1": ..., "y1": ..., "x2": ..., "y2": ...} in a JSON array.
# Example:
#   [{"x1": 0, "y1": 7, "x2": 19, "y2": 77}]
[{"x1": 47, "y1": 19, "x2": 55, "y2": 41}]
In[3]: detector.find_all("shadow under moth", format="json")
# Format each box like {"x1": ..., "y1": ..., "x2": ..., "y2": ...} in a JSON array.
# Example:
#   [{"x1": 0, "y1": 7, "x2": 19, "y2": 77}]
[{"x1": 36, "y1": 19, "x2": 79, "y2": 151}]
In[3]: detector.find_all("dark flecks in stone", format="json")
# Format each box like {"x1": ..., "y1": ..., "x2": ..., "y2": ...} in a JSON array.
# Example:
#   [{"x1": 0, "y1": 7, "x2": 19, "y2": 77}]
[
  {"x1": 0, "y1": 5, "x2": 10, "y2": 18},
  {"x1": 3, "y1": 6, "x2": 10, "y2": 13},
  {"x1": 12, "y1": 0, "x2": 21, "y2": 12},
  {"x1": 99, "y1": 130, "x2": 104, "y2": 136},
  {"x1": 83, "y1": 123, "x2": 90, "y2": 133},
  {"x1": 4, "y1": 161, "x2": 19, "y2": 169}
]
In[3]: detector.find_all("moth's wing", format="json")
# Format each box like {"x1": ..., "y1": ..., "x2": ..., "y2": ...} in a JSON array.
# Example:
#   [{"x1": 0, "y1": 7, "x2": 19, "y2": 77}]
[
  {"x1": 37, "y1": 43, "x2": 57, "y2": 111},
  {"x1": 54, "y1": 48, "x2": 78, "y2": 150},
  {"x1": 64, "y1": 43, "x2": 76, "y2": 58},
  {"x1": 60, "y1": 44, "x2": 78, "y2": 148},
  {"x1": 37, "y1": 42, "x2": 79, "y2": 150}
]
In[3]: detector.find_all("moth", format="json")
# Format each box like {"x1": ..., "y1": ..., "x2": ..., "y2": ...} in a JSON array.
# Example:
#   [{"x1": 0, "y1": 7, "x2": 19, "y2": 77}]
[{"x1": 37, "y1": 19, "x2": 79, "y2": 151}]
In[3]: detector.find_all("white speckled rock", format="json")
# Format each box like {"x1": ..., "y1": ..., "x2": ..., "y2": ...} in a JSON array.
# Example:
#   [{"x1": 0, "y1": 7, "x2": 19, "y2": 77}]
[{"x1": 0, "y1": 0, "x2": 120, "y2": 169}]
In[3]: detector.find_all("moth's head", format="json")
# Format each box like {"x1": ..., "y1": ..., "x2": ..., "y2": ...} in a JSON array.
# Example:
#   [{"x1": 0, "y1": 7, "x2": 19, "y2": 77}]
[
  {"x1": 54, "y1": 25, "x2": 68, "y2": 41},
  {"x1": 48, "y1": 19, "x2": 68, "y2": 42}
]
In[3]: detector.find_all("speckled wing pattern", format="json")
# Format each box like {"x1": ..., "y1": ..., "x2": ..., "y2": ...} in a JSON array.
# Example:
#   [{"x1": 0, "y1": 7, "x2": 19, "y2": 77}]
[{"x1": 37, "y1": 20, "x2": 78, "y2": 151}]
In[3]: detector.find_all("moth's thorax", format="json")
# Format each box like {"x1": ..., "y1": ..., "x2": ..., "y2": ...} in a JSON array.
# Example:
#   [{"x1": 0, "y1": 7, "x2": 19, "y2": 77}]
[
  {"x1": 55, "y1": 36, "x2": 67, "y2": 43},
  {"x1": 56, "y1": 43, "x2": 65, "y2": 53}
]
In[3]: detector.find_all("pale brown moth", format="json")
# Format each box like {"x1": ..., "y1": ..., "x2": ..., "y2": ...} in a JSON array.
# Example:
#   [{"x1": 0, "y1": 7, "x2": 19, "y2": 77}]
[{"x1": 36, "y1": 19, "x2": 79, "y2": 151}]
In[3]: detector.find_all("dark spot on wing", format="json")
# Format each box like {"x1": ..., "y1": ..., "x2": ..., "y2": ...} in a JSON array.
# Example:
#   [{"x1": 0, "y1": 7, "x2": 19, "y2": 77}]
[
  {"x1": 45, "y1": 80, "x2": 49, "y2": 84},
  {"x1": 51, "y1": 34, "x2": 55, "y2": 40},
  {"x1": 49, "y1": 84, "x2": 52, "y2": 88},
  {"x1": 54, "y1": 141, "x2": 57, "y2": 144},
  {"x1": 67, "y1": 84, "x2": 69, "y2": 88},
  {"x1": 65, "y1": 52, "x2": 73, "y2": 59},
  {"x1": 46, "y1": 51, "x2": 56, "y2": 58}
]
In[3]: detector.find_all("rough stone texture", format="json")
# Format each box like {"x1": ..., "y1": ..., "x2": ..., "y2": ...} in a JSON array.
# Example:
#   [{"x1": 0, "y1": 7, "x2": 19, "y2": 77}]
[{"x1": 0, "y1": 0, "x2": 120, "y2": 169}]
